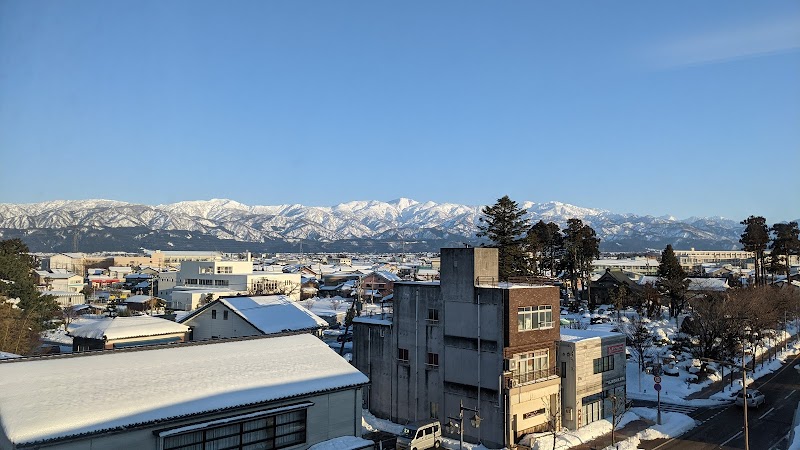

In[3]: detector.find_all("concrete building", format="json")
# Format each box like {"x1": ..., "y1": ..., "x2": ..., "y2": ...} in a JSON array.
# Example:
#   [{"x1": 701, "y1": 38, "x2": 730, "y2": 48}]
[
  {"x1": 177, "y1": 260, "x2": 302, "y2": 302},
  {"x1": 0, "y1": 335, "x2": 369, "y2": 450},
  {"x1": 147, "y1": 250, "x2": 223, "y2": 268},
  {"x1": 592, "y1": 257, "x2": 659, "y2": 276},
  {"x1": 352, "y1": 247, "x2": 561, "y2": 448},
  {"x1": 557, "y1": 329, "x2": 627, "y2": 430},
  {"x1": 33, "y1": 270, "x2": 84, "y2": 293}
]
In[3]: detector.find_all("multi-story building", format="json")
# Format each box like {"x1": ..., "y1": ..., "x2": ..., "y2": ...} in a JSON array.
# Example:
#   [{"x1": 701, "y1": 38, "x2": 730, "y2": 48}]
[
  {"x1": 176, "y1": 259, "x2": 301, "y2": 305},
  {"x1": 352, "y1": 247, "x2": 561, "y2": 448},
  {"x1": 557, "y1": 329, "x2": 627, "y2": 430},
  {"x1": 592, "y1": 257, "x2": 659, "y2": 276}
]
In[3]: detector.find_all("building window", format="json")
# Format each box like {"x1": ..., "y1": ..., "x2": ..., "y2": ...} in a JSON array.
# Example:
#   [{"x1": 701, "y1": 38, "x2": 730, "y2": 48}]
[
  {"x1": 216, "y1": 266, "x2": 233, "y2": 274},
  {"x1": 199, "y1": 279, "x2": 213, "y2": 286},
  {"x1": 427, "y1": 308, "x2": 439, "y2": 322},
  {"x1": 516, "y1": 349, "x2": 549, "y2": 382},
  {"x1": 215, "y1": 280, "x2": 229, "y2": 287},
  {"x1": 430, "y1": 402, "x2": 439, "y2": 419},
  {"x1": 398, "y1": 348, "x2": 409, "y2": 362},
  {"x1": 162, "y1": 408, "x2": 307, "y2": 450},
  {"x1": 561, "y1": 361, "x2": 567, "y2": 378},
  {"x1": 212, "y1": 310, "x2": 217, "y2": 320},
  {"x1": 223, "y1": 310, "x2": 229, "y2": 320},
  {"x1": 185, "y1": 278, "x2": 198, "y2": 285},
  {"x1": 517, "y1": 305, "x2": 553, "y2": 331},
  {"x1": 593, "y1": 355, "x2": 614, "y2": 374},
  {"x1": 426, "y1": 352, "x2": 439, "y2": 367}
]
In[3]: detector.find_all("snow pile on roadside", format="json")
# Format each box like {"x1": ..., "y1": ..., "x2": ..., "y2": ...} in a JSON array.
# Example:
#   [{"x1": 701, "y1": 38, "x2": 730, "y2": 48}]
[
  {"x1": 594, "y1": 408, "x2": 696, "y2": 450},
  {"x1": 526, "y1": 410, "x2": 639, "y2": 450},
  {"x1": 309, "y1": 436, "x2": 375, "y2": 450},
  {"x1": 361, "y1": 409, "x2": 405, "y2": 435}
]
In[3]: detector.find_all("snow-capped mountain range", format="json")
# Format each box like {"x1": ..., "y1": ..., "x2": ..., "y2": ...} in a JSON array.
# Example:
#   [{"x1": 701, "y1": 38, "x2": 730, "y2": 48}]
[{"x1": 0, "y1": 198, "x2": 763, "y2": 253}]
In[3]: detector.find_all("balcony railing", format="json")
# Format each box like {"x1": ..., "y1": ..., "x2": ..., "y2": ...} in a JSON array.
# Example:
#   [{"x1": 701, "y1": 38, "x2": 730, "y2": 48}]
[
  {"x1": 507, "y1": 367, "x2": 560, "y2": 387},
  {"x1": 476, "y1": 276, "x2": 561, "y2": 287}
]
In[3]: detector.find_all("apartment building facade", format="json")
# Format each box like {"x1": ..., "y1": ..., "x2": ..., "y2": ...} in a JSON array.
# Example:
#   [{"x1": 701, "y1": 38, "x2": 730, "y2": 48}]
[{"x1": 352, "y1": 247, "x2": 561, "y2": 448}]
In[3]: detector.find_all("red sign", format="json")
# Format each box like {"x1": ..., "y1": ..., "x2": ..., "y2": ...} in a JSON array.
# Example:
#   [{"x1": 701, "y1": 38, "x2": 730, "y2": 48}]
[{"x1": 607, "y1": 343, "x2": 625, "y2": 355}]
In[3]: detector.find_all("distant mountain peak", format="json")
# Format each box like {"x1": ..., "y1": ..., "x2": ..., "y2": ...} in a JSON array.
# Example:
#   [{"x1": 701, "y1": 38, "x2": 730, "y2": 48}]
[{"x1": 0, "y1": 198, "x2": 744, "y2": 253}]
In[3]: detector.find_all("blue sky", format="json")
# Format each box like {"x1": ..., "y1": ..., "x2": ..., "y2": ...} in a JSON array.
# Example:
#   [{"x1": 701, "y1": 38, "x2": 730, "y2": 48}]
[{"x1": 1, "y1": 1, "x2": 798, "y2": 222}]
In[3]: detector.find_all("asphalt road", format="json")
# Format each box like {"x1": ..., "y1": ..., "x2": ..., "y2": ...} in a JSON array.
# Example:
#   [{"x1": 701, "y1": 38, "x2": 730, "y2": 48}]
[{"x1": 639, "y1": 353, "x2": 800, "y2": 450}]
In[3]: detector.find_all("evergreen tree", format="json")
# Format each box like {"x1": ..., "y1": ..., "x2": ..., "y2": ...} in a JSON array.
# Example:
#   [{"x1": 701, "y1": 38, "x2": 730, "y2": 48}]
[
  {"x1": 770, "y1": 221, "x2": 800, "y2": 281},
  {"x1": 528, "y1": 220, "x2": 563, "y2": 278},
  {"x1": 0, "y1": 238, "x2": 59, "y2": 354},
  {"x1": 561, "y1": 219, "x2": 600, "y2": 306},
  {"x1": 740, "y1": 216, "x2": 770, "y2": 286},
  {"x1": 476, "y1": 195, "x2": 531, "y2": 280},
  {"x1": 657, "y1": 244, "x2": 688, "y2": 318}
]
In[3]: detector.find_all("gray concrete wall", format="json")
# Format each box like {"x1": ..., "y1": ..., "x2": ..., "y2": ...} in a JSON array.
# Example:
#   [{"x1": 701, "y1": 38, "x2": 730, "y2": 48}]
[{"x1": 352, "y1": 320, "x2": 394, "y2": 419}]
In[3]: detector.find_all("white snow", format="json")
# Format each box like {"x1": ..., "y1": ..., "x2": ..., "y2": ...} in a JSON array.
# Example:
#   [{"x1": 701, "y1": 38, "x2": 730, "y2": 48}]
[
  {"x1": 68, "y1": 315, "x2": 189, "y2": 340},
  {"x1": 220, "y1": 295, "x2": 328, "y2": 333},
  {"x1": 308, "y1": 435, "x2": 374, "y2": 450},
  {"x1": 0, "y1": 334, "x2": 369, "y2": 445}
]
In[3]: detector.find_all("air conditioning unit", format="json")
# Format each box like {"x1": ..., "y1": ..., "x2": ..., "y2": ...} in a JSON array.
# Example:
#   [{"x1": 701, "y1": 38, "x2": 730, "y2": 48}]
[{"x1": 506, "y1": 377, "x2": 517, "y2": 389}]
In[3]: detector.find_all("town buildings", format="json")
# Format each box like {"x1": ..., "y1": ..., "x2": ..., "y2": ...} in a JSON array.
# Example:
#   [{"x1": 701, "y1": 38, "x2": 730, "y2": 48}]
[{"x1": 352, "y1": 247, "x2": 562, "y2": 448}]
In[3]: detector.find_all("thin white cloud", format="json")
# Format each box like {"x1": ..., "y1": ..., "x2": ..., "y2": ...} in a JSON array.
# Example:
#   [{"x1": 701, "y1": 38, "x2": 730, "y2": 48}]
[{"x1": 647, "y1": 15, "x2": 800, "y2": 69}]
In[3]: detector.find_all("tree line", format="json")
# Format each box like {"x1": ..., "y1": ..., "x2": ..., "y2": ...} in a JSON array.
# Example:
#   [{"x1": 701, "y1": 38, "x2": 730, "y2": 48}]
[{"x1": 476, "y1": 195, "x2": 600, "y2": 302}]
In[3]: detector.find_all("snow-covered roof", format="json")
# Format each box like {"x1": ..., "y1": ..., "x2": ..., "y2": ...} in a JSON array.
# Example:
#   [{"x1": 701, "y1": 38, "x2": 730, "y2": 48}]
[
  {"x1": 217, "y1": 295, "x2": 328, "y2": 334},
  {"x1": 372, "y1": 270, "x2": 402, "y2": 282},
  {"x1": 687, "y1": 277, "x2": 729, "y2": 291},
  {"x1": 68, "y1": 315, "x2": 189, "y2": 340},
  {"x1": 0, "y1": 351, "x2": 20, "y2": 360},
  {"x1": 124, "y1": 295, "x2": 160, "y2": 304},
  {"x1": 560, "y1": 328, "x2": 624, "y2": 343},
  {"x1": 0, "y1": 335, "x2": 369, "y2": 446},
  {"x1": 35, "y1": 270, "x2": 80, "y2": 279},
  {"x1": 353, "y1": 317, "x2": 392, "y2": 326}
]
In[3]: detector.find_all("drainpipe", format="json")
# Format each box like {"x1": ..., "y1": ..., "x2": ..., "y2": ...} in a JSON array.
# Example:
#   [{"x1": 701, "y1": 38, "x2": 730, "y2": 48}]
[
  {"x1": 477, "y1": 293, "x2": 482, "y2": 443},
  {"x1": 415, "y1": 288, "x2": 419, "y2": 421}
]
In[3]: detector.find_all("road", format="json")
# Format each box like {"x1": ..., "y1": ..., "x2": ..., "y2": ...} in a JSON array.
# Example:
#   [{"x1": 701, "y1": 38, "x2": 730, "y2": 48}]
[{"x1": 639, "y1": 353, "x2": 800, "y2": 450}]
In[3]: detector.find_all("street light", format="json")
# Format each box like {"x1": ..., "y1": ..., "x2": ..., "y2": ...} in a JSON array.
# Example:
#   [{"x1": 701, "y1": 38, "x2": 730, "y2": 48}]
[{"x1": 446, "y1": 400, "x2": 481, "y2": 450}]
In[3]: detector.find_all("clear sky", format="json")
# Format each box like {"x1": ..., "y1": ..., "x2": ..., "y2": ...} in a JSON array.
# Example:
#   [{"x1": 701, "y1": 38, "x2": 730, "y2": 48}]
[{"x1": 1, "y1": 1, "x2": 798, "y2": 222}]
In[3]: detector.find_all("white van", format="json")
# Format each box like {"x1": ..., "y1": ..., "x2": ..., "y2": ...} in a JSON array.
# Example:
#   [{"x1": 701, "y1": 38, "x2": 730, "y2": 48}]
[{"x1": 395, "y1": 420, "x2": 442, "y2": 450}]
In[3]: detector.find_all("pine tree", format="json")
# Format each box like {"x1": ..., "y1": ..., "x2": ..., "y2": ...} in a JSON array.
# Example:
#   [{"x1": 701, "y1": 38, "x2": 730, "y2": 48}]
[
  {"x1": 561, "y1": 219, "x2": 600, "y2": 306},
  {"x1": 528, "y1": 220, "x2": 563, "y2": 278},
  {"x1": 770, "y1": 222, "x2": 800, "y2": 281},
  {"x1": 476, "y1": 196, "x2": 531, "y2": 280},
  {"x1": 740, "y1": 216, "x2": 770, "y2": 286},
  {"x1": 657, "y1": 244, "x2": 688, "y2": 318},
  {"x1": 0, "y1": 239, "x2": 59, "y2": 354}
]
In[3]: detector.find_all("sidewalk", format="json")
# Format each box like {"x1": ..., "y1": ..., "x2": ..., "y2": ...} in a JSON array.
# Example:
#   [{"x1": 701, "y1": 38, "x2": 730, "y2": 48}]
[
  {"x1": 555, "y1": 419, "x2": 654, "y2": 450},
  {"x1": 687, "y1": 334, "x2": 799, "y2": 401}
]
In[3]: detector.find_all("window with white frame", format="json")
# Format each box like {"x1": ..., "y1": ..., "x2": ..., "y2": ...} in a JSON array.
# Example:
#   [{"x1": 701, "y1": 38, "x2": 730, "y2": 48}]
[
  {"x1": 216, "y1": 266, "x2": 233, "y2": 274},
  {"x1": 517, "y1": 305, "x2": 553, "y2": 331},
  {"x1": 516, "y1": 349, "x2": 549, "y2": 382}
]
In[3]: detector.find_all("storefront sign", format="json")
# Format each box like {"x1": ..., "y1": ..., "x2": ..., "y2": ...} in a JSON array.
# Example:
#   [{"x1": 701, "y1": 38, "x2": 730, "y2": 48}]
[{"x1": 607, "y1": 343, "x2": 624, "y2": 355}]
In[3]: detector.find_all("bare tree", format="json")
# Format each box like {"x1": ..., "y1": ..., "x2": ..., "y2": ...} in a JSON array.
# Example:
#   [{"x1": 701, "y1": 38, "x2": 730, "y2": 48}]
[
  {"x1": 609, "y1": 392, "x2": 633, "y2": 446},
  {"x1": 621, "y1": 315, "x2": 653, "y2": 392},
  {"x1": 60, "y1": 306, "x2": 80, "y2": 330},
  {"x1": 330, "y1": 298, "x2": 343, "y2": 311}
]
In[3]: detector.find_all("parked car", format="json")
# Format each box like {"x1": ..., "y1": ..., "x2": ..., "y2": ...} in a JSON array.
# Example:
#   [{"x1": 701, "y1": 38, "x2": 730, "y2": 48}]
[
  {"x1": 396, "y1": 420, "x2": 441, "y2": 450},
  {"x1": 735, "y1": 389, "x2": 766, "y2": 408}
]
